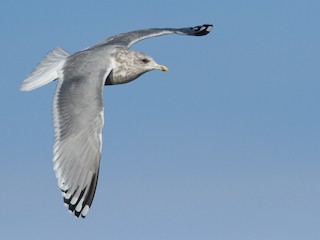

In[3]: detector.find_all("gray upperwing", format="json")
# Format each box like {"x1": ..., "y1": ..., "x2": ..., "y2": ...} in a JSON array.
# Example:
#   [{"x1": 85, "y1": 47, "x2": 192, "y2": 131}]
[
  {"x1": 89, "y1": 24, "x2": 213, "y2": 49},
  {"x1": 53, "y1": 48, "x2": 114, "y2": 218}
]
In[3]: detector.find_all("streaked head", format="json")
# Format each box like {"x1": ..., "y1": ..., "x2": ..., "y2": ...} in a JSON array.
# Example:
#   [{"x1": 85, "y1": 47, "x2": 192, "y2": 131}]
[
  {"x1": 133, "y1": 51, "x2": 168, "y2": 72},
  {"x1": 111, "y1": 48, "x2": 169, "y2": 84}
]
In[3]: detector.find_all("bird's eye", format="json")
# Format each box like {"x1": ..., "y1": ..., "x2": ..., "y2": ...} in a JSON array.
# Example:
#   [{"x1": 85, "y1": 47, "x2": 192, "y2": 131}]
[{"x1": 141, "y1": 58, "x2": 149, "y2": 63}]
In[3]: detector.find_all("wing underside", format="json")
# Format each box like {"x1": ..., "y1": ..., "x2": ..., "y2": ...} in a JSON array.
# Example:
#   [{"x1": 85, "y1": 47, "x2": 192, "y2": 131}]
[{"x1": 53, "y1": 50, "x2": 112, "y2": 217}]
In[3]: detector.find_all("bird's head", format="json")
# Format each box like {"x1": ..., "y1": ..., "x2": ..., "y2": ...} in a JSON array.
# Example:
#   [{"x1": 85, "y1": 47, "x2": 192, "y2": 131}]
[
  {"x1": 133, "y1": 51, "x2": 168, "y2": 73},
  {"x1": 111, "y1": 49, "x2": 168, "y2": 85}
]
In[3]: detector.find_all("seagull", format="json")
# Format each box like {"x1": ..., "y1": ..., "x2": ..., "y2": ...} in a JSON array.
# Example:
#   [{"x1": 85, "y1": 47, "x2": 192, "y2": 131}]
[{"x1": 21, "y1": 24, "x2": 213, "y2": 218}]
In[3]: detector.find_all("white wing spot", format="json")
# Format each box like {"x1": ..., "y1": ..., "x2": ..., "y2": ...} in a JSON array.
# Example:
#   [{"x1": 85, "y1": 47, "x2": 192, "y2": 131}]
[
  {"x1": 70, "y1": 196, "x2": 79, "y2": 205},
  {"x1": 81, "y1": 205, "x2": 90, "y2": 217},
  {"x1": 75, "y1": 199, "x2": 85, "y2": 212}
]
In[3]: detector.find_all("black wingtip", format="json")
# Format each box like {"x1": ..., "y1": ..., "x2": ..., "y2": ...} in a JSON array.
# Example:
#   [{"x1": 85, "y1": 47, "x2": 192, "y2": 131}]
[{"x1": 190, "y1": 24, "x2": 213, "y2": 36}]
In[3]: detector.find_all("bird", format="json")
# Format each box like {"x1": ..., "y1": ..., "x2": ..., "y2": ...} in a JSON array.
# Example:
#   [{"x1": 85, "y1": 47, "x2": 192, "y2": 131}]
[{"x1": 20, "y1": 24, "x2": 213, "y2": 218}]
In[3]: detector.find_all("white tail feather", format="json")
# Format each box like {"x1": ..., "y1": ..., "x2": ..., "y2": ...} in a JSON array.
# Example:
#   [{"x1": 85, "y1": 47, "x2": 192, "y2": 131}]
[{"x1": 20, "y1": 47, "x2": 70, "y2": 91}]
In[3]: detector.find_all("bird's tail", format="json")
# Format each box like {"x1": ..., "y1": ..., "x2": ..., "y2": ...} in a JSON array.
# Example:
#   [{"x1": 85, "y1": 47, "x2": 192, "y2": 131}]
[{"x1": 20, "y1": 47, "x2": 70, "y2": 91}]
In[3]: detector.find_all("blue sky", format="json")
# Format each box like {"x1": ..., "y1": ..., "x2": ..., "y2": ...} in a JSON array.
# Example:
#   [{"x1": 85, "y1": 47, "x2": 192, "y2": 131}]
[{"x1": 1, "y1": 0, "x2": 320, "y2": 239}]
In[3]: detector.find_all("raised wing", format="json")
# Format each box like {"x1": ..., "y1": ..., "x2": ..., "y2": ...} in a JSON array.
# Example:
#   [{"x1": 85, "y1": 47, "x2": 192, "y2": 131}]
[
  {"x1": 53, "y1": 49, "x2": 113, "y2": 218},
  {"x1": 89, "y1": 24, "x2": 213, "y2": 49}
]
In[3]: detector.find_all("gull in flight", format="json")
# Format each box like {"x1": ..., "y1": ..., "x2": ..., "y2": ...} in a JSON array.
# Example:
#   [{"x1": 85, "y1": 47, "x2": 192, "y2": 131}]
[{"x1": 21, "y1": 24, "x2": 213, "y2": 218}]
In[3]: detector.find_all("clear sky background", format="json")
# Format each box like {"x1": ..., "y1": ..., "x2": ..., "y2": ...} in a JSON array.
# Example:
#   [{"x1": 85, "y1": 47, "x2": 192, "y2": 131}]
[{"x1": 1, "y1": 0, "x2": 320, "y2": 239}]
